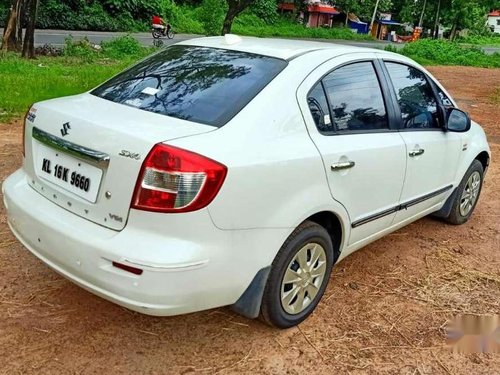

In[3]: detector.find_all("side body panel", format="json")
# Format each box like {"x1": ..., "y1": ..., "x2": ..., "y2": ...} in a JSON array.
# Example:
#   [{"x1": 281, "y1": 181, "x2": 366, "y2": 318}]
[
  {"x1": 170, "y1": 54, "x2": 352, "y2": 239},
  {"x1": 295, "y1": 52, "x2": 407, "y2": 246}
]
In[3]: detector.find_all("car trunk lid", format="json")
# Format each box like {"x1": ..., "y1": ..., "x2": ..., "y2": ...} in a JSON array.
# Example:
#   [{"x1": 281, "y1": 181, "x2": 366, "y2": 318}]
[{"x1": 24, "y1": 93, "x2": 215, "y2": 231}]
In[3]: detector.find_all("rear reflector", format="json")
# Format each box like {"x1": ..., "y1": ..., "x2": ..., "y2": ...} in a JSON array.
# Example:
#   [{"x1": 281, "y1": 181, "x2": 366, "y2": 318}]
[
  {"x1": 112, "y1": 261, "x2": 143, "y2": 275},
  {"x1": 132, "y1": 144, "x2": 227, "y2": 213},
  {"x1": 22, "y1": 106, "x2": 31, "y2": 157}
]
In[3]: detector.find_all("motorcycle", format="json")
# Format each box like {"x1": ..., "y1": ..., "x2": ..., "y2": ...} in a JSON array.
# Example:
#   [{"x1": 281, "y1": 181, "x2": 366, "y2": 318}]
[{"x1": 151, "y1": 16, "x2": 175, "y2": 39}]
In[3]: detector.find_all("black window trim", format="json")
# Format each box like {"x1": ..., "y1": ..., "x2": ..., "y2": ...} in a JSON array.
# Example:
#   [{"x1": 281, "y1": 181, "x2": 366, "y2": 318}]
[
  {"x1": 380, "y1": 59, "x2": 449, "y2": 133},
  {"x1": 306, "y1": 58, "x2": 399, "y2": 137}
]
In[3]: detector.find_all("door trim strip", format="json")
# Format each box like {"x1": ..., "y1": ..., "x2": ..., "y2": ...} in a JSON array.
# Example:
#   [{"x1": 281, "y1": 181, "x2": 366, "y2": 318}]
[
  {"x1": 401, "y1": 185, "x2": 453, "y2": 209},
  {"x1": 351, "y1": 184, "x2": 454, "y2": 228}
]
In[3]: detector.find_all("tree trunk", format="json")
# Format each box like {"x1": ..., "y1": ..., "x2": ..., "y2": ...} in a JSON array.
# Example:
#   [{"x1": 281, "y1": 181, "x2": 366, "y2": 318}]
[
  {"x1": 221, "y1": 0, "x2": 254, "y2": 35},
  {"x1": 221, "y1": 8, "x2": 238, "y2": 35},
  {"x1": 449, "y1": 20, "x2": 458, "y2": 41},
  {"x1": 22, "y1": 0, "x2": 38, "y2": 58},
  {"x1": 16, "y1": 0, "x2": 25, "y2": 50},
  {"x1": 433, "y1": 0, "x2": 441, "y2": 39},
  {"x1": 1, "y1": 0, "x2": 23, "y2": 52},
  {"x1": 418, "y1": 0, "x2": 427, "y2": 28}
]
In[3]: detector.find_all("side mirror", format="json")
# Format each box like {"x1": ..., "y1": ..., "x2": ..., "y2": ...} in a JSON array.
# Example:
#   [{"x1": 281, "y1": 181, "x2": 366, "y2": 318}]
[{"x1": 445, "y1": 108, "x2": 471, "y2": 133}]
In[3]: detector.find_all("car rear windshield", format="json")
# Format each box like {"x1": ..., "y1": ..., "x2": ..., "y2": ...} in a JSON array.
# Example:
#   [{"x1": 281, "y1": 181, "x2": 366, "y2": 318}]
[{"x1": 91, "y1": 45, "x2": 288, "y2": 127}]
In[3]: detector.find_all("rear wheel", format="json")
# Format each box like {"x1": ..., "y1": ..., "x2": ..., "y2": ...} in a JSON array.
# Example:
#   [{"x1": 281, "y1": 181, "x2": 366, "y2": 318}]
[
  {"x1": 152, "y1": 29, "x2": 162, "y2": 39},
  {"x1": 260, "y1": 221, "x2": 334, "y2": 328},
  {"x1": 445, "y1": 160, "x2": 484, "y2": 225}
]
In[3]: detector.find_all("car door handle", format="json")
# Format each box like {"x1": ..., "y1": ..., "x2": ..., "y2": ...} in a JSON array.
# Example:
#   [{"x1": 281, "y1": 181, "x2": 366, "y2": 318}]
[
  {"x1": 331, "y1": 160, "x2": 355, "y2": 171},
  {"x1": 409, "y1": 148, "x2": 425, "y2": 157}
]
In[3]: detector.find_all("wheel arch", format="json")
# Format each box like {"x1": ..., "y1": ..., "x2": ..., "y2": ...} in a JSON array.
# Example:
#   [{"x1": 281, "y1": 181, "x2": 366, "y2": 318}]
[
  {"x1": 231, "y1": 209, "x2": 348, "y2": 319},
  {"x1": 305, "y1": 211, "x2": 344, "y2": 263},
  {"x1": 475, "y1": 150, "x2": 490, "y2": 173}
]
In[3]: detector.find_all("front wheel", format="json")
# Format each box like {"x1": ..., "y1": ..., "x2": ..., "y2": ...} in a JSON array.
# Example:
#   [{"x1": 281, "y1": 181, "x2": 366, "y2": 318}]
[
  {"x1": 445, "y1": 159, "x2": 484, "y2": 225},
  {"x1": 151, "y1": 29, "x2": 162, "y2": 39},
  {"x1": 260, "y1": 221, "x2": 334, "y2": 328},
  {"x1": 167, "y1": 29, "x2": 175, "y2": 39}
]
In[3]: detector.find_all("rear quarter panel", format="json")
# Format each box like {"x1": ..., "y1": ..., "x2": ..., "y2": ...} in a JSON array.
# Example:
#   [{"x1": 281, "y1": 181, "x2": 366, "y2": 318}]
[{"x1": 168, "y1": 56, "x2": 351, "y2": 241}]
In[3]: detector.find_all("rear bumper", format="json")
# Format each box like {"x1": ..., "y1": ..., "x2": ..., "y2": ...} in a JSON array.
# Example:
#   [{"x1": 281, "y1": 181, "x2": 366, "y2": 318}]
[{"x1": 2, "y1": 169, "x2": 289, "y2": 316}]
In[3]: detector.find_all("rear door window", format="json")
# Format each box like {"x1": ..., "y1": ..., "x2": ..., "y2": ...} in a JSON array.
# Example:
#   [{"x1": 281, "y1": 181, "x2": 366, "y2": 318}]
[
  {"x1": 307, "y1": 62, "x2": 389, "y2": 133},
  {"x1": 307, "y1": 83, "x2": 333, "y2": 133},
  {"x1": 92, "y1": 45, "x2": 288, "y2": 127}
]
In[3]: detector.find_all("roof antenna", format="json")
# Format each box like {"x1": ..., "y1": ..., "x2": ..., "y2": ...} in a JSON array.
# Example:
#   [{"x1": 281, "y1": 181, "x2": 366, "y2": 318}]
[{"x1": 224, "y1": 34, "x2": 242, "y2": 45}]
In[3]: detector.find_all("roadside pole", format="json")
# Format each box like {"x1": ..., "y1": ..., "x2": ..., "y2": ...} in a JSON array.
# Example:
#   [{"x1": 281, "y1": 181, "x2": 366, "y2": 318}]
[{"x1": 369, "y1": 0, "x2": 381, "y2": 33}]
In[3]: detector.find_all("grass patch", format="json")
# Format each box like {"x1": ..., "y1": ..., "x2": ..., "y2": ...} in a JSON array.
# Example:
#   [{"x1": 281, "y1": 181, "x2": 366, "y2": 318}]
[
  {"x1": 457, "y1": 34, "x2": 500, "y2": 46},
  {"x1": 490, "y1": 88, "x2": 500, "y2": 105},
  {"x1": 232, "y1": 14, "x2": 372, "y2": 40},
  {"x1": 385, "y1": 39, "x2": 500, "y2": 68},
  {"x1": 0, "y1": 36, "x2": 155, "y2": 123},
  {"x1": 356, "y1": 247, "x2": 500, "y2": 315}
]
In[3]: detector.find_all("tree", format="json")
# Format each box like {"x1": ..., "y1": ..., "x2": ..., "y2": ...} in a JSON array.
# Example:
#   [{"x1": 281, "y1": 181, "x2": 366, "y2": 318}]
[
  {"x1": 250, "y1": 0, "x2": 278, "y2": 24},
  {"x1": 335, "y1": 0, "x2": 393, "y2": 25},
  {"x1": 444, "y1": 0, "x2": 492, "y2": 39},
  {"x1": 1, "y1": 0, "x2": 24, "y2": 52},
  {"x1": 22, "y1": 0, "x2": 38, "y2": 58},
  {"x1": 1, "y1": 0, "x2": 38, "y2": 58},
  {"x1": 221, "y1": 0, "x2": 255, "y2": 35},
  {"x1": 200, "y1": 0, "x2": 227, "y2": 35},
  {"x1": 293, "y1": 0, "x2": 308, "y2": 24},
  {"x1": 334, "y1": 0, "x2": 363, "y2": 25}
]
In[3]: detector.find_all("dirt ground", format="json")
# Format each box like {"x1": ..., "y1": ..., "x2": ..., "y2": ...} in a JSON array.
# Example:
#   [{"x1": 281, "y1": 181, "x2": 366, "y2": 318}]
[{"x1": 0, "y1": 66, "x2": 499, "y2": 374}]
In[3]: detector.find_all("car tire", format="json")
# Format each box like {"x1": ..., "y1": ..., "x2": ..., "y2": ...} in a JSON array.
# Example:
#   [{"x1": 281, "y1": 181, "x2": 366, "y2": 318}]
[
  {"x1": 260, "y1": 221, "x2": 334, "y2": 328},
  {"x1": 445, "y1": 160, "x2": 484, "y2": 225}
]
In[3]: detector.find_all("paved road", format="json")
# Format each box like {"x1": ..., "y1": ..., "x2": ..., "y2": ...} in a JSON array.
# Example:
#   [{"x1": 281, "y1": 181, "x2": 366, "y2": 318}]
[
  {"x1": 31, "y1": 29, "x2": 404, "y2": 51},
  {"x1": 32, "y1": 29, "x2": 199, "y2": 48},
  {"x1": 2, "y1": 29, "x2": 499, "y2": 54}
]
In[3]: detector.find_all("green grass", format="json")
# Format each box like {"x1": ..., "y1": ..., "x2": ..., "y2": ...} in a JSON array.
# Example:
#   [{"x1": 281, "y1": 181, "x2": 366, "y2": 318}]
[
  {"x1": 385, "y1": 39, "x2": 500, "y2": 68},
  {"x1": 457, "y1": 34, "x2": 500, "y2": 46},
  {"x1": 0, "y1": 36, "x2": 155, "y2": 123},
  {"x1": 232, "y1": 14, "x2": 373, "y2": 40}
]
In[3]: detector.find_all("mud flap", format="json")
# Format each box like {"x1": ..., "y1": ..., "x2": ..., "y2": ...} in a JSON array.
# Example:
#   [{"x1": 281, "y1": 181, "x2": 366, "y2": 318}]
[
  {"x1": 231, "y1": 266, "x2": 271, "y2": 319},
  {"x1": 432, "y1": 187, "x2": 458, "y2": 219}
]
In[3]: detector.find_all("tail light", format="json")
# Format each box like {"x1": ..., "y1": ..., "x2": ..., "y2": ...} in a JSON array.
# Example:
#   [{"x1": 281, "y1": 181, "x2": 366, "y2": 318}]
[
  {"x1": 132, "y1": 144, "x2": 227, "y2": 213},
  {"x1": 22, "y1": 105, "x2": 36, "y2": 157}
]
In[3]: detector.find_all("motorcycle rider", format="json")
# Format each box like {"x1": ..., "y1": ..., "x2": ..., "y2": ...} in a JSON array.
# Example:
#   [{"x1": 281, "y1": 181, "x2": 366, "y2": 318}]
[{"x1": 152, "y1": 15, "x2": 171, "y2": 34}]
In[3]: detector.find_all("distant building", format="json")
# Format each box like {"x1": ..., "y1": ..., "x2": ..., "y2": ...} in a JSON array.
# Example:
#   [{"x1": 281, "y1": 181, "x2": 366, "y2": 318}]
[
  {"x1": 278, "y1": 1, "x2": 339, "y2": 28},
  {"x1": 487, "y1": 10, "x2": 500, "y2": 33},
  {"x1": 370, "y1": 13, "x2": 403, "y2": 40}
]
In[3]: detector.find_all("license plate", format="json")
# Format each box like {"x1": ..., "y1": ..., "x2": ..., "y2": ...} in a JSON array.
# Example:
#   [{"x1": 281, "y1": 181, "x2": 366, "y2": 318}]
[{"x1": 35, "y1": 143, "x2": 103, "y2": 203}]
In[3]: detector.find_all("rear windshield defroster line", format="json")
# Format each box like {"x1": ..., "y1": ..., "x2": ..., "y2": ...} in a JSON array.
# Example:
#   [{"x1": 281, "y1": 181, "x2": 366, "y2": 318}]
[{"x1": 91, "y1": 45, "x2": 288, "y2": 127}]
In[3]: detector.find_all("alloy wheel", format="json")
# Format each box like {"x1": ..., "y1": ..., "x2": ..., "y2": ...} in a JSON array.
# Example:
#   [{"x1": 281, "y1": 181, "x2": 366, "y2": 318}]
[
  {"x1": 459, "y1": 171, "x2": 481, "y2": 217},
  {"x1": 280, "y1": 243, "x2": 327, "y2": 315}
]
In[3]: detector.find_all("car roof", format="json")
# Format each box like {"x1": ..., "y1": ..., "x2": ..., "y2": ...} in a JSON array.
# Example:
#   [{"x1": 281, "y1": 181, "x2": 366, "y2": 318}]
[{"x1": 177, "y1": 35, "x2": 377, "y2": 61}]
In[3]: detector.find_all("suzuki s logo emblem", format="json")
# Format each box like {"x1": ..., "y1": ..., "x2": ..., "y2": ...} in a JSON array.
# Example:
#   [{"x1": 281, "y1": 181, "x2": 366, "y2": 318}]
[{"x1": 60, "y1": 122, "x2": 71, "y2": 137}]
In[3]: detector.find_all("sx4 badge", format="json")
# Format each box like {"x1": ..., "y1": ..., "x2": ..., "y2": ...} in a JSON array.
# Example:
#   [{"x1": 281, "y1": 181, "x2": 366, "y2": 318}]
[{"x1": 119, "y1": 150, "x2": 141, "y2": 160}]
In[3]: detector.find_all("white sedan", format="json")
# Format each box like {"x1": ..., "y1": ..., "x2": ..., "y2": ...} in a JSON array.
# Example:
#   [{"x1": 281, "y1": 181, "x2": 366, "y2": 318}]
[{"x1": 2, "y1": 36, "x2": 490, "y2": 328}]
